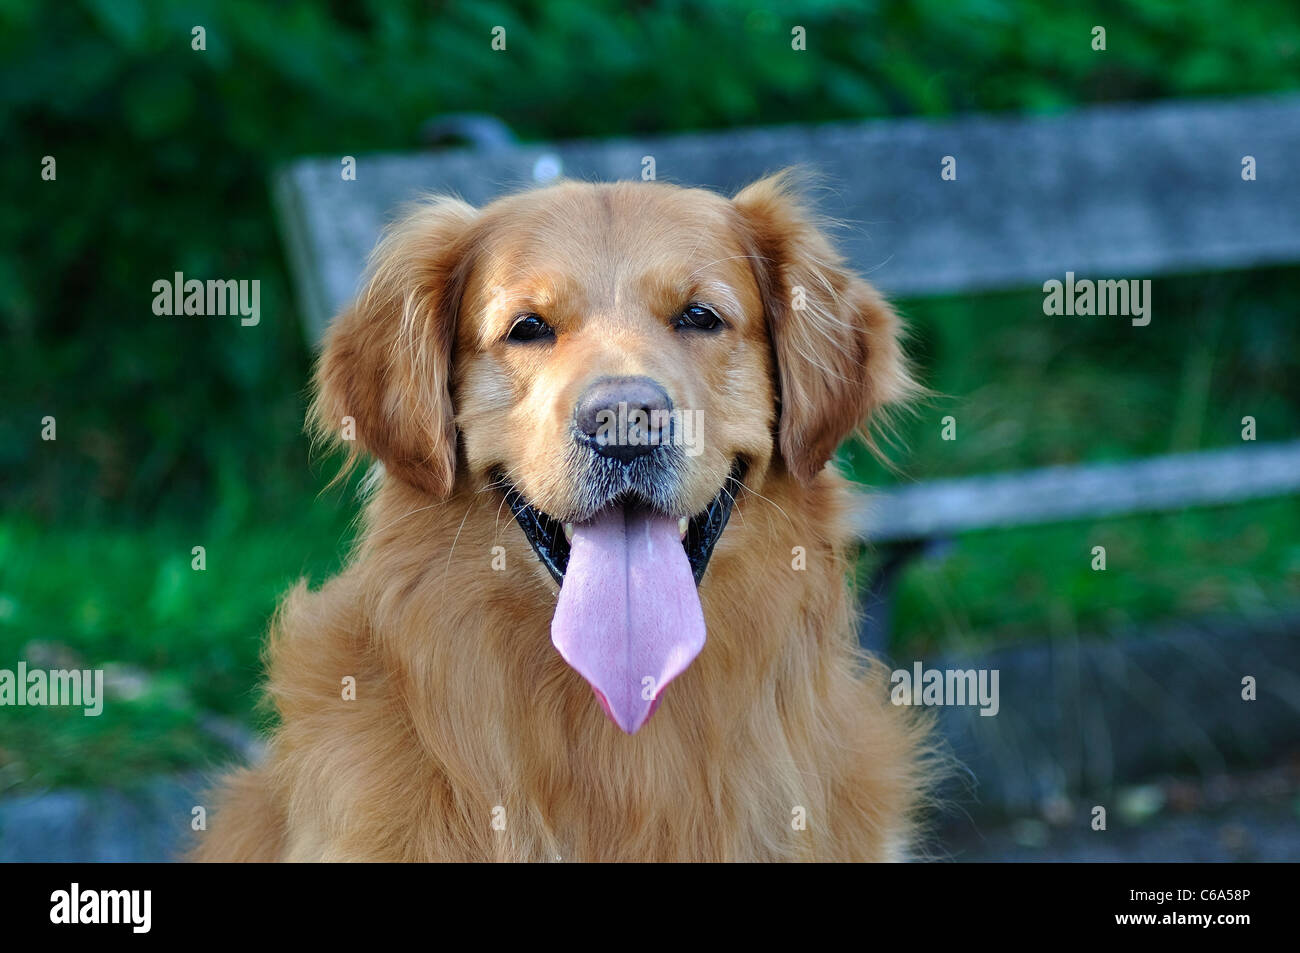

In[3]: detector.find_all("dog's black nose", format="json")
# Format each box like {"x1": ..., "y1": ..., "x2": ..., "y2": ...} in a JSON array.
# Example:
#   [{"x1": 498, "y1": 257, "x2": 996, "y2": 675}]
[{"x1": 574, "y1": 376, "x2": 673, "y2": 462}]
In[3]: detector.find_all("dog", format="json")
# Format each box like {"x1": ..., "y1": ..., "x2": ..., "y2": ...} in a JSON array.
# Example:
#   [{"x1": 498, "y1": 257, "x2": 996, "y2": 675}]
[{"x1": 192, "y1": 171, "x2": 930, "y2": 862}]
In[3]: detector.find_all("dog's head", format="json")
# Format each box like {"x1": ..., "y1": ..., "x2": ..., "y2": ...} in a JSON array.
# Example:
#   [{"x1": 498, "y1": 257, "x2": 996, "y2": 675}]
[{"x1": 313, "y1": 173, "x2": 913, "y2": 733}]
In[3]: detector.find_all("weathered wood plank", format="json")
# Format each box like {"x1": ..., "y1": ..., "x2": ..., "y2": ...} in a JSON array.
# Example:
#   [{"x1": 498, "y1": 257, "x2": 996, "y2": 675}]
[
  {"x1": 854, "y1": 440, "x2": 1300, "y2": 543},
  {"x1": 276, "y1": 94, "x2": 1300, "y2": 342}
]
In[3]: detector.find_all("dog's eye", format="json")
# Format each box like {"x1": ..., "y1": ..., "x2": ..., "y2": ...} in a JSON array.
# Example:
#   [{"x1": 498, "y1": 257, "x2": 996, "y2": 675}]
[
  {"x1": 507, "y1": 313, "x2": 554, "y2": 342},
  {"x1": 675, "y1": 304, "x2": 723, "y2": 332}
]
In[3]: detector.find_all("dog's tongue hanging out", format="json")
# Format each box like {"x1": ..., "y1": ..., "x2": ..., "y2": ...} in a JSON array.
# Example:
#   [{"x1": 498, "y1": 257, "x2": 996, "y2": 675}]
[{"x1": 551, "y1": 506, "x2": 705, "y2": 734}]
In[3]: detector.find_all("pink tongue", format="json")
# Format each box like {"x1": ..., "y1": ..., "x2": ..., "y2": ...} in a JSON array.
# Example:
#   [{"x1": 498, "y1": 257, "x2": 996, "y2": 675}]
[{"x1": 551, "y1": 507, "x2": 706, "y2": 734}]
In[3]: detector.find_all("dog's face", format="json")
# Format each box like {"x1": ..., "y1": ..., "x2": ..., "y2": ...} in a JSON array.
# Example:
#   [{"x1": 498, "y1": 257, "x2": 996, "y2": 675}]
[
  {"x1": 459, "y1": 184, "x2": 772, "y2": 520},
  {"x1": 314, "y1": 174, "x2": 912, "y2": 733},
  {"x1": 456, "y1": 183, "x2": 773, "y2": 579}
]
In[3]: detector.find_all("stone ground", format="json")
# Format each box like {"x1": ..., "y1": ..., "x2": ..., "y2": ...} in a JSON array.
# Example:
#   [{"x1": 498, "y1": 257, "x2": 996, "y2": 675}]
[
  {"x1": 0, "y1": 773, "x2": 204, "y2": 862},
  {"x1": 938, "y1": 759, "x2": 1300, "y2": 862},
  {"x1": 3, "y1": 762, "x2": 1297, "y2": 862},
  {"x1": 941, "y1": 800, "x2": 1300, "y2": 862}
]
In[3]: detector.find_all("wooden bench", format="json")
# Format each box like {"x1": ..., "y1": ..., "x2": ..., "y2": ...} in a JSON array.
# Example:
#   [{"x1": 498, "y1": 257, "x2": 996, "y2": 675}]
[
  {"x1": 274, "y1": 93, "x2": 1300, "y2": 650},
  {"x1": 854, "y1": 440, "x2": 1300, "y2": 644}
]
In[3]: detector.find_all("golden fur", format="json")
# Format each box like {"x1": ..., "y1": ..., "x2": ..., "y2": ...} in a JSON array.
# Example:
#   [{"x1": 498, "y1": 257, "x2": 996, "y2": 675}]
[{"x1": 193, "y1": 173, "x2": 930, "y2": 862}]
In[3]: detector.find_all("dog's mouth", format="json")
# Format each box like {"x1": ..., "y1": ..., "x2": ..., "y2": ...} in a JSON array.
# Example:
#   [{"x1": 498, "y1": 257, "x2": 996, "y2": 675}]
[
  {"x1": 501, "y1": 464, "x2": 743, "y2": 587},
  {"x1": 500, "y1": 463, "x2": 744, "y2": 735}
]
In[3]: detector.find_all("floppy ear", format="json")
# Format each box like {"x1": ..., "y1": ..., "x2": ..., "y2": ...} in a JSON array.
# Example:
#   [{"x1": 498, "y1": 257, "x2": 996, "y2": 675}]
[
  {"x1": 309, "y1": 196, "x2": 479, "y2": 496},
  {"x1": 732, "y1": 172, "x2": 916, "y2": 483}
]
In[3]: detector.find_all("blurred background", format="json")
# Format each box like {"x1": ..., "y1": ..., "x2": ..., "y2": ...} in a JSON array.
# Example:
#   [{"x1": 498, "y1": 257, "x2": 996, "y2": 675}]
[{"x1": 1, "y1": 0, "x2": 1298, "y2": 860}]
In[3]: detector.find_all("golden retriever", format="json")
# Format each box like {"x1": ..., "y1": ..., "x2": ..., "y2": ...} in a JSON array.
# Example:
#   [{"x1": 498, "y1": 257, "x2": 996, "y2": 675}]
[{"x1": 192, "y1": 172, "x2": 929, "y2": 862}]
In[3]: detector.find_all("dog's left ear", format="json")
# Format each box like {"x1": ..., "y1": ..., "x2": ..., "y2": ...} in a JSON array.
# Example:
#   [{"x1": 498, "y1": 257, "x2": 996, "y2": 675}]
[
  {"x1": 732, "y1": 172, "x2": 916, "y2": 483},
  {"x1": 309, "y1": 196, "x2": 479, "y2": 496}
]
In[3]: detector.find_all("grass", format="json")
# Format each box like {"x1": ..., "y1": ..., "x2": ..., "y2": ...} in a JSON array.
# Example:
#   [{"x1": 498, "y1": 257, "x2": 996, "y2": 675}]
[
  {"x1": 881, "y1": 499, "x2": 1300, "y2": 655},
  {"x1": 3, "y1": 269, "x2": 1298, "y2": 792},
  {"x1": 0, "y1": 498, "x2": 355, "y2": 792},
  {"x1": 844, "y1": 266, "x2": 1300, "y2": 653}
]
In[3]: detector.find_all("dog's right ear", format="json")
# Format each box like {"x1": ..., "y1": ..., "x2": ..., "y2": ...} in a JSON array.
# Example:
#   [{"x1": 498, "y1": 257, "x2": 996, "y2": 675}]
[{"x1": 309, "y1": 196, "x2": 479, "y2": 497}]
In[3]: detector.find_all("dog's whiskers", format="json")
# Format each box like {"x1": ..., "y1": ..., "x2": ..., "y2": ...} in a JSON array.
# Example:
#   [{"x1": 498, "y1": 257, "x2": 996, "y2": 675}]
[
  {"x1": 732, "y1": 476, "x2": 794, "y2": 531},
  {"x1": 440, "y1": 497, "x2": 479, "y2": 589},
  {"x1": 366, "y1": 500, "x2": 451, "y2": 539}
]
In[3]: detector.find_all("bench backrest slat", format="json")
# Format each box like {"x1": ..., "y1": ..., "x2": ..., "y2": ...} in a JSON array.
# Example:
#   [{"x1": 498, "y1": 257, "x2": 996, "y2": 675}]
[
  {"x1": 276, "y1": 94, "x2": 1300, "y2": 343},
  {"x1": 854, "y1": 439, "x2": 1300, "y2": 543}
]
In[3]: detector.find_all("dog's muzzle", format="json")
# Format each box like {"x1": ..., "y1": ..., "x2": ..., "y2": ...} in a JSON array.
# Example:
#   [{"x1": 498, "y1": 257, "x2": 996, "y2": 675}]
[{"x1": 500, "y1": 460, "x2": 743, "y2": 736}]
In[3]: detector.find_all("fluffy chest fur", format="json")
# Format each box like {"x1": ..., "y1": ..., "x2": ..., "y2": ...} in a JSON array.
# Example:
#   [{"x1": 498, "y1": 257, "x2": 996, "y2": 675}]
[{"x1": 199, "y1": 474, "x2": 922, "y2": 863}]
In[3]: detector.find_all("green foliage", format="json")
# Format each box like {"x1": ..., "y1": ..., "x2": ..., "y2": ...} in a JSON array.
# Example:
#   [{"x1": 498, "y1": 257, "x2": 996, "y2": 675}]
[
  {"x1": 0, "y1": 504, "x2": 354, "y2": 791},
  {"x1": 885, "y1": 499, "x2": 1300, "y2": 655},
  {"x1": 4, "y1": 0, "x2": 1299, "y2": 520},
  {"x1": 1, "y1": 0, "x2": 1299, "y2": 787},
  {"x1": 850, "y1": 267, "x2": 1300, "y2": 650},
  {"x1": 852, "y1": 268, "x2": 1300, "y2": 480}
]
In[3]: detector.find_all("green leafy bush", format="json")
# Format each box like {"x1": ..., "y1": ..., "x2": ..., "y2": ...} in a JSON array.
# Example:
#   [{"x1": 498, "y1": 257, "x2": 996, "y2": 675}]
[{"x1": 3, "y1": 0, "x2": 1298, "y2": 521}]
